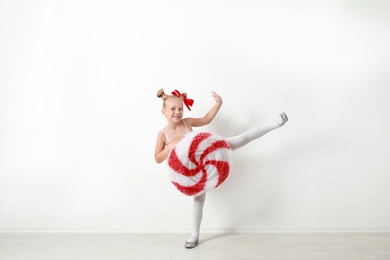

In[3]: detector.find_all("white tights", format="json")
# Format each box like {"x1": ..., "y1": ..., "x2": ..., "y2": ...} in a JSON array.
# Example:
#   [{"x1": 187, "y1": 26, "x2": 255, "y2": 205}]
[
  {"x1": 190, "y1": 193, "x2": 206, "y2": 241},
  {"x1": 225, "y1": 121, "x2": 281, "y2": 151},
  {"x1": 188, "y1": 119, "x2": 283, "y2": 242}
]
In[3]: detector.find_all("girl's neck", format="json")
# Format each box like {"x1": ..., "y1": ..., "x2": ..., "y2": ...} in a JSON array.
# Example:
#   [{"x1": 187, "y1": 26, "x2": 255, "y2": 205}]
[{"x1": 166, "y1": 119, "x2": 183, "y2": 130}]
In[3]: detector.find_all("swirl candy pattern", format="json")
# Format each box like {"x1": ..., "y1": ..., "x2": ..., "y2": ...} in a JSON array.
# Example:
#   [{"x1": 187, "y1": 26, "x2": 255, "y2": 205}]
[{"x1": 167, "y1": 131, "x2": 233, "y2": 196}]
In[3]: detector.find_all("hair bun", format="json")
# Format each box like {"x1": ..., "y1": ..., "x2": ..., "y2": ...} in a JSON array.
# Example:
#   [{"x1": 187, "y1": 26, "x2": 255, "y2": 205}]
[{"x1": 157, "y1": 89, "x2": 168, "y2": 99}]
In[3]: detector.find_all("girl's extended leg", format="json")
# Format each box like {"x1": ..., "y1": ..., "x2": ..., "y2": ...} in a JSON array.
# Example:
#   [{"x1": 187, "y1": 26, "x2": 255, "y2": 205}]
[
  {"x1": 185, "y1": 193, "x2": 206, "y2": 248},
  {"x1": 226, "y1": 113, "x2": 288, "y2": 151}
]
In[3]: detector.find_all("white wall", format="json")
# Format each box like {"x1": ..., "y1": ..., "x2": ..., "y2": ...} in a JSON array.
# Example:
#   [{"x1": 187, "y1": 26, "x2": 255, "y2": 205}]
[{"x1": 1, "y1": 0, "x2": 389, "y2": 232}]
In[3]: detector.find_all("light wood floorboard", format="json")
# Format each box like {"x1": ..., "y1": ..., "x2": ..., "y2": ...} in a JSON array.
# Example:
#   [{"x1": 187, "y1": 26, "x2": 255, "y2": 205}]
[{"x1": 0, "y1": 233, "x2": 389, "y2": 260}]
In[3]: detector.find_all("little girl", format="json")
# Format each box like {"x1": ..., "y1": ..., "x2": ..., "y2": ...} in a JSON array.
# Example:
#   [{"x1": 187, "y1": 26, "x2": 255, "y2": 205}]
[{"x1": 154, "y1": 89, "x2": 288, "y2": 248}]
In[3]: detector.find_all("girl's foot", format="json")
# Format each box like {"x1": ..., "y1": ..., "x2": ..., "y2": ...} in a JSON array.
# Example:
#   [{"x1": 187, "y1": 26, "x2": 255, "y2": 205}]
[
  {"x1": 184, "y1": 236, "x2": 199, "y2": 249},
  {"x1": 277, "y1": 112, "x2": 288, "y2": 126}
]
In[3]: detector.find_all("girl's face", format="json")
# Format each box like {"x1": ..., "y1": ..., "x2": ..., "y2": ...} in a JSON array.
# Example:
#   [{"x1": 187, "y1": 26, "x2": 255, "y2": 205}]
[{"x1": 162, "y1": 97, "x2": 184, "y2": 122}]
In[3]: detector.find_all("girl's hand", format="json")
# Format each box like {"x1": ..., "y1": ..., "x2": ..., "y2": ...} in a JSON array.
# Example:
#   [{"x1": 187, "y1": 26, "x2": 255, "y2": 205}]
[
  {"x1": 169, "y1": 136, "x2": 184, "y2": 148},
  {"x1": 211, "y1": 91, "x2": 222, "y2": 103}
]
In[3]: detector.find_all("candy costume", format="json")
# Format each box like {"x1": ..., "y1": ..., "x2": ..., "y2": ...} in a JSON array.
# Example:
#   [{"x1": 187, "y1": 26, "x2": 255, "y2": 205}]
[{"x1": 167, "y1": 131, "x2": 233, "y2": 196}]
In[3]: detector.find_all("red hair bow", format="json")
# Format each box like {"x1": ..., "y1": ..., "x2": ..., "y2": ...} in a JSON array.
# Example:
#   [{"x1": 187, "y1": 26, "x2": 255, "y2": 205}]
[{"x1": 171, "y1": 90, "x2": 194, "y2": 111}]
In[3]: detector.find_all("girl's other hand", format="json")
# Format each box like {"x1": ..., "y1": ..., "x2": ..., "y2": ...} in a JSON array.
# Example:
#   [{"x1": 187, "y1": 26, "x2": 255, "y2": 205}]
[
  {"x1": 211, "y1": 91, "x2": 222, "y2": 103},
  {"x1": 170, "y1": 136, "x2": 184, "y2": 147}
]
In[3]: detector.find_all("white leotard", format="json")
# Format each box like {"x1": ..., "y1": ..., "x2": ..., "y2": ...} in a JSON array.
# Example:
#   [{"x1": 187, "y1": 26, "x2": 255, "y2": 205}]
[{"x1": 161, "y1": 120, "x2": 190, "y2": 144}]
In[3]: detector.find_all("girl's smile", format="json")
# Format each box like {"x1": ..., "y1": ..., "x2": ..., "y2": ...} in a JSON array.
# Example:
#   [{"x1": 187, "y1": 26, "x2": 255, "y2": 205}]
[{"x1": 163, "y1": 97, "x2": 184, "y2": 122}]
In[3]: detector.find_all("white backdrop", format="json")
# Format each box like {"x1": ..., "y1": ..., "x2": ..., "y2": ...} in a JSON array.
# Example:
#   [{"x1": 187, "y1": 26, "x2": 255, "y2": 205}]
[{"x1": 1, "y1": 0, "x2": 390, "y2": 232}]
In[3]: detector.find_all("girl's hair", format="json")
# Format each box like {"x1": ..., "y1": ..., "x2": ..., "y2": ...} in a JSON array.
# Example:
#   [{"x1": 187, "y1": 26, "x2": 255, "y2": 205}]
[{"x1": 157, "y1": 89, "x2": 186, "y2": 108}]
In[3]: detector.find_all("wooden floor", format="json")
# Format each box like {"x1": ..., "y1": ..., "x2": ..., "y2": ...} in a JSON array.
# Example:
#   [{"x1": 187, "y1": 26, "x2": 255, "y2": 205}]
[{"x1": 1, "y1": 233, "x2": 390, "y2": 259}]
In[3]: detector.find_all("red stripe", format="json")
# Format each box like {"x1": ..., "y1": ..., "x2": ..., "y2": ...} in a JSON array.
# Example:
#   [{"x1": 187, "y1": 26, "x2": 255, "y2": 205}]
[
  {"x1": 205, "y1": 160, "x2": 230, "y2": 187},
  {"x1": 188, "y1": 132, "x2": 212, "y2": 165},
  {"x1": 168, "y1": 148, "x2": 200, "y2": 177},
  {"x1": 172, "y1": 169, "x2": 207, "y2": 196}
]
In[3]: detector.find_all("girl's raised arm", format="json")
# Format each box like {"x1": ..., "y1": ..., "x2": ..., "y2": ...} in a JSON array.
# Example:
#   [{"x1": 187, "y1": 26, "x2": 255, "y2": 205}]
[{"x1": 187, "y1": 91, "x2": 222, "y2": 128}]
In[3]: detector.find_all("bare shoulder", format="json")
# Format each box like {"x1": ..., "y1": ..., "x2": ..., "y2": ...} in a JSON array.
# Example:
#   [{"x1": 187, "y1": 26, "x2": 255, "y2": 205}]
[
  {"x1": 183, "y1": 117, "x2": 195, "y2": 128},
  {"x1": 183, "y1": 117, "x2": 192, "y2": 124},
  {"x1": 155, "y1": 130, "x2": 167, "y2": 151},
  {"x1": 156, "y1": 130, "x2": 166, "y2": 141}
]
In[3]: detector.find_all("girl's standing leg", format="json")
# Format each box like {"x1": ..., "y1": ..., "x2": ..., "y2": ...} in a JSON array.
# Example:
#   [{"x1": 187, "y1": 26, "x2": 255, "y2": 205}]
[
  {"x1": 226, "y1": 113, "x2": 288, "y2": 151},
  {"x1": 185, "y1": 193, "x2": 206, "y2": 248}
]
